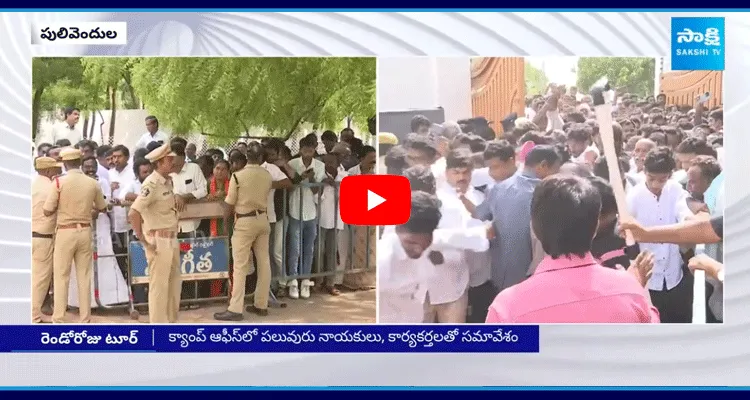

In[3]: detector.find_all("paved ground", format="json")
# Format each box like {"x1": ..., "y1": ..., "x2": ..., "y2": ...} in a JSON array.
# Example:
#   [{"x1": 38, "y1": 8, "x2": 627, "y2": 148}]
[{"x1": 48, "y1": 289, "x2": 376, "y2": 324}]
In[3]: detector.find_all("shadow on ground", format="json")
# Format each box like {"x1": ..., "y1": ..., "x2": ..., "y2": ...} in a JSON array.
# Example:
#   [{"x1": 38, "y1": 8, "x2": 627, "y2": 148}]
[{"x1": 54, "y1": 289, "x2": 376, "y2": 324}]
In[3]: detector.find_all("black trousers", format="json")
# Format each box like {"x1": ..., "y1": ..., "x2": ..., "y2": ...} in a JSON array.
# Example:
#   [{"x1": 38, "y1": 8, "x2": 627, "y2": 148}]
[
  {"x1": 649, "y1": 265, "x2": 716, "y2": 323},
  {"x1": 112, "y1": 232, "x2": 129, "y2": 277},
  {"x1": 467, "y1": 280, "x2": 499, "y2": 323},
  {"x1": 113, "y1": 232, "x2": 147, "y2": 304}
]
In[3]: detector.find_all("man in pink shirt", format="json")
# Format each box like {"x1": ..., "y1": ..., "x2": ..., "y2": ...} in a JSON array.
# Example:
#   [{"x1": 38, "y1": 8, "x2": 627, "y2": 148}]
[{"x1": 486, "y1": 175, "x2": 660, "y2": 324}]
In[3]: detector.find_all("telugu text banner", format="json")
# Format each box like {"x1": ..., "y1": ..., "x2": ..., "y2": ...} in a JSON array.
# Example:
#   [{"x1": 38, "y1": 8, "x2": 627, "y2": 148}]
[{"x1": 1, "y1": 325, "x2": 539, "y2": 353}]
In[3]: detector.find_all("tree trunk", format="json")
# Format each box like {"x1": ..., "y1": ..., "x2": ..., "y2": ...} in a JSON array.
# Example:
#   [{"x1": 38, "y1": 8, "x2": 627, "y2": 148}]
[
  {"x1": 122, "y1": 73, "x2": 139, "y2": 109},
  {"x1": 89, "y1": 112, "x2": 96, "y2": 141},
  {"x1": 82, "y1": 111, "x2": 90, "y2": 140},
  {"x1": 31, "y1": 87, "x2": 44, "y2": 143},
  {"x1": 109, "y1": 86, "x2": 117, "y2": 145}
]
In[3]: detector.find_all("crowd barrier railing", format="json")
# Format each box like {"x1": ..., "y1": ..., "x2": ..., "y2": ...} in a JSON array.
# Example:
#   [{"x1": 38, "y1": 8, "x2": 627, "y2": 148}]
[
  {"x1": 88, "y1": 180, "x2": 375, "y2": 320},
  {"x1": 272, "y1": 182, "x2": 374, "y2": 286}
]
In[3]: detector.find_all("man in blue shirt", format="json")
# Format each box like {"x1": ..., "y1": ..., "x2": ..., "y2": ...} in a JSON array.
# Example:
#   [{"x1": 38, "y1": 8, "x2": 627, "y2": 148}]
[{"x1": 475, "y1": 145, "x2": 563, "y2": 291}]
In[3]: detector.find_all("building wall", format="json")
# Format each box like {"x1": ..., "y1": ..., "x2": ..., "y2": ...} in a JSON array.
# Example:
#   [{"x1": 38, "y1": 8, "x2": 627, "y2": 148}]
[{"x1": 377, "y1": 57, "x2": 472, "y2": 123}]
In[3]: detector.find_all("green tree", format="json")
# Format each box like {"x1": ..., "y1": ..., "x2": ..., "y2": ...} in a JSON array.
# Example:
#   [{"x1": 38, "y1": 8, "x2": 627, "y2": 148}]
[
  {"x1": 525, "y1": 62, "x2": 549, "y2": 96},
  {"x1": 576, "y1": 57, "x2": 655, "y2": 98},
  {"x1": 32, "y1": 58, "x2": 84, "y2": 140},
  {"x1": 33, "y1": 57, "x2": 142, "y2": 142},
  {"x1": 82, "y1": 57, "x2": 135, "y2": 142},
  {"x1": 130, "y1": 57, "x2": 375, "y2": 144}
]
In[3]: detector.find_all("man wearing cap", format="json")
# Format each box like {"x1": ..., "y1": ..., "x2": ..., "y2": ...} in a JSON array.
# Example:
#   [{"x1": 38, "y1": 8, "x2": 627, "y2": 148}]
[
  {"x1": 214, "y1": 142, "x2": 273, "y2": 321},
  {"x1": 378, "y1": 132, "x2": 398, "y2": 175},
  {"x1": 43, "y1": 148, "x2": 108, "y2": 323},
  {"x1": 128, "y1": 143, "x2": 182, "y2": 323},
  {"x1": 31, "y1": 157, "x2": 62, "y2": 323}
]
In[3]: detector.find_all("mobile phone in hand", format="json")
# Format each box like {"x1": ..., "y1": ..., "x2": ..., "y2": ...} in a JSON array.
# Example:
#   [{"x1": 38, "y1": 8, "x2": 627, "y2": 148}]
[{"x1": 697, "y1": 92, "x2": 711, "y2": 104}]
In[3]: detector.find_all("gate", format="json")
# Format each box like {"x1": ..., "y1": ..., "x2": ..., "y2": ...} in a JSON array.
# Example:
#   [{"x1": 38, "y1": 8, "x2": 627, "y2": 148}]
[
  {"x1": 660, "y1": 71, "x2": 723, "y2": 108},
  {"x1": 470, "y1": 57, "x2": 525, "y2": 135}
]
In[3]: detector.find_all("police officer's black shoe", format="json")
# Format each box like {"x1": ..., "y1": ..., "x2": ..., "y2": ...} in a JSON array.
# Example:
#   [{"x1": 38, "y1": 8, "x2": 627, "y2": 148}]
[
  {"x1": 214, "y1": 311, "x2": 243, "y2": 321},
  {"x1": 246, "y1": 305, "x2": 269, "y2": 317}
]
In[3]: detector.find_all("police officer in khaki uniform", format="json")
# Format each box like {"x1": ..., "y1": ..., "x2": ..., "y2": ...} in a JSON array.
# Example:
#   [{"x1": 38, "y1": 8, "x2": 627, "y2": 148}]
[
  {"x1": 128, "y1": 143, "x2": 182, "y2": 323},
  {"x1": 377, "y1": 132, "x2": 398, "y2": 175},
  {"x1": 214, "y1": 142, "x2": 273, "y2": 321},
  {"x1": 31, "y1": 157, "x2": 62, "y2": 323},
  {"x1": 43, "y1": 148, "x2": 107, "y2": 323}
]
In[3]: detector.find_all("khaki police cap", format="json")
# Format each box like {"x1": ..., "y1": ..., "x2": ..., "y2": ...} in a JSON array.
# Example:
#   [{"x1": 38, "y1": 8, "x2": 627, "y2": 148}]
[
  {"x1": 378, "y1": 132, "x2": 398, "y2": 145},
  {"x1": 145, "y1": 142, "x2": 177, "y2": 162},
  {"x1": 60, "y1": 147, "x2": 82, "y2": 161},
  {"x1": 34, "y1": 156, "x2": 63, "y2": 170}
]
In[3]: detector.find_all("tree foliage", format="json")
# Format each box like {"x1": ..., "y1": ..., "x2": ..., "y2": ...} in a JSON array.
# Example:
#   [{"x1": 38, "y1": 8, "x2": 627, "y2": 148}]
[
  {"x1": 576, "y1": 57, "x2": 655, "y2": 98},
  {"x1": 130, "y1": 57, "x2": 376, "y2": 143},
  {"x1": 32, "y1": 58, "x2": 85, "y2": 139},
  {"x1": 33, "y1": 57, "x2": 375, "y2": 144},
  {"x1": 525, "y1": 62, "x2": 549, "y2": 96},
  {"x1": 32, "y1": 57, "x2": 142, "y2": 140}
]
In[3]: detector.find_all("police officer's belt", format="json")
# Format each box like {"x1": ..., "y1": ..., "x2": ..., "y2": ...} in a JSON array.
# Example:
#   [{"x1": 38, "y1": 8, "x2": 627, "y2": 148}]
[
  {"x1": 32, "y1": 232, "x2": 54, "y2": 239},
  {"x1": 236, "y1": 210, "x2": 266, "y2": 218},
  {"x1": 58, "y1": 223, "x2": 91, "y2": 229}
]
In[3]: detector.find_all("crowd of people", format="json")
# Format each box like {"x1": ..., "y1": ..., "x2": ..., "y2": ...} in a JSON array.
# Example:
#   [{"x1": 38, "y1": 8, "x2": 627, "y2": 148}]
[
  {"x1": 378, "y1": 84, "x2": 725, "y2": 324},
  {"x1": 31, "y1": 107, "x2": 378, "y2": 323}
]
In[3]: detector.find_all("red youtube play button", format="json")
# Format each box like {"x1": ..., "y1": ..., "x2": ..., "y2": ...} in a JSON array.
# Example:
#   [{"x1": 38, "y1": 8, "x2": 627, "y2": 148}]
[{"x1": 340, "y1": 175, "x2": 411, "y2": 226}]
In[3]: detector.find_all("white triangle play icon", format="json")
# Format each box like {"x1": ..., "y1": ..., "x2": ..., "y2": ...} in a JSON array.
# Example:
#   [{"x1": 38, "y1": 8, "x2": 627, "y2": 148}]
[{"x1": 367, "y1": 190, "x2": 386, "y2": 211}]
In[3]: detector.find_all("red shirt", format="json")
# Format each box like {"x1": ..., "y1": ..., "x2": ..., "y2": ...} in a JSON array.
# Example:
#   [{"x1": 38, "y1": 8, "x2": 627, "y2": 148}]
[{"x1": 485, "y1": 253, "x2": 660, "y2": 323}]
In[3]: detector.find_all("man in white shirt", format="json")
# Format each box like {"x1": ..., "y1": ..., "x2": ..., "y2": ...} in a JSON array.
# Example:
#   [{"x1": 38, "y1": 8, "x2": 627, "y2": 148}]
[
  {"x1": 118, "y1": 158, "x2": 152, "y2": 206},
  {"x1": 169, "y1": 140, "x2": 209, "y2": 306},
  {"x1": 378, "y1": 191, "x2": 443, "y2": 323},
  {"x1": 319, "y1": 153, "x2": 348, "y2": 295},
  {"x1": 170, "y1": 141, "x2": 209, "y2": 236},
  {"x1": 627, "y1": 147, "x2": 693, "y2": 323},
  {"x1": 346, "y1": 145, "x2": 376, "y2": 176},
  {"x1": 46, "y1": 107, "x2": 83, "y2": 146},
  {"x1": 79, "y1": 140, "x2": 109, "y2": 184},
  {"x1": 260, "y1": 140, "x2": 293, "y2": 295},
  {"x1": 134, "y1": 116, "x2": 169, "y2": 152},
  {"x1": 382, "y1": 165, "x2": 491, "y2": 320},
  {"x1": 626, "y1": 138, "x2": 656, "y2": 189},
  {"x1": 566, "y1": 123, "x2": 599, "y2": 167},
  {"x1": 429, "y1": 122, "x2": 461, "y2": 192},
  {"x1": 286, "y1": 135, "x2": 326, "y2": 299},
  {"x1": 108, "y1": 144, "x2": 137, "y2": 273},
  {"x1": 426, "y1": 148, "x2": 487, "y2": 323}
]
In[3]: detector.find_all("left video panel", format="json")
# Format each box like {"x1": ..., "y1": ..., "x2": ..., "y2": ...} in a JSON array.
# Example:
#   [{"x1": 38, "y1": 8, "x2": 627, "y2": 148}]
[{"x1": 30, "y1": 57, "x2": 377, "y2": 324}]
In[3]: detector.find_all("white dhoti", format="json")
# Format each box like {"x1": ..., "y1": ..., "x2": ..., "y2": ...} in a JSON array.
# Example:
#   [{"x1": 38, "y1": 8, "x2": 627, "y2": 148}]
[{"x1": 68, "y1": 212, "x2": 130, "y2": 307}]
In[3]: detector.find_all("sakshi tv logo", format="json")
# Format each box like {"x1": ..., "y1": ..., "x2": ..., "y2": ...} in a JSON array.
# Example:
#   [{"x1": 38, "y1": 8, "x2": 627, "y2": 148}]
[{"x1": 670, "y1": 17, "x2": 725, "y2": 71}]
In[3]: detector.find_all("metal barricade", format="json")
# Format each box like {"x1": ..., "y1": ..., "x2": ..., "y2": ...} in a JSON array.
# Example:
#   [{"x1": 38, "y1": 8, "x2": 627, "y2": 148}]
[
  {"x1": 88, "y1": 202, "x2": 234, "y2": 320},
  {"x1": 122, "y1": 201, "x2": 283, "y2": 313},
  {"x1": 87, "y1": 181, "x2": 375, "y2": 320},
  {"x1": 90, "y1": 221, "x2": 139, "y2": 320},
  {"x1": 272, "y1": 182, "x2": 375, "y2": 290}
]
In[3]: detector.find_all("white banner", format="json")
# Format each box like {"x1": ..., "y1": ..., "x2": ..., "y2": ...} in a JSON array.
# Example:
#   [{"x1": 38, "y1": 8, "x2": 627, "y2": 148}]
[{"x1": 31, "y1": 22, "x2": 127, "y2": 45}]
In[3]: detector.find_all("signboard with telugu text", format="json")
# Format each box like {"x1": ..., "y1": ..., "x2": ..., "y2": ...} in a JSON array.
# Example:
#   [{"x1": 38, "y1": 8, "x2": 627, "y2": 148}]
[{"x1": 128, "y1": 237, "x2": 230, "y2": 284}]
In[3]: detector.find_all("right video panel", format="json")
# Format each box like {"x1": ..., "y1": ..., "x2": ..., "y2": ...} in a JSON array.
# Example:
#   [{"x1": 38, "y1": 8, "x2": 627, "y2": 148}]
[{"x1": 377, "y1": 56, "x2": 724, "y2": 324}]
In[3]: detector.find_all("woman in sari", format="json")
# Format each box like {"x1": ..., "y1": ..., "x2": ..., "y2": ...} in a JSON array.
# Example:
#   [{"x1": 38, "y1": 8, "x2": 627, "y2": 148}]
[{"x1": 206, "y1": 159, "x2": 231, "y2": 297}]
